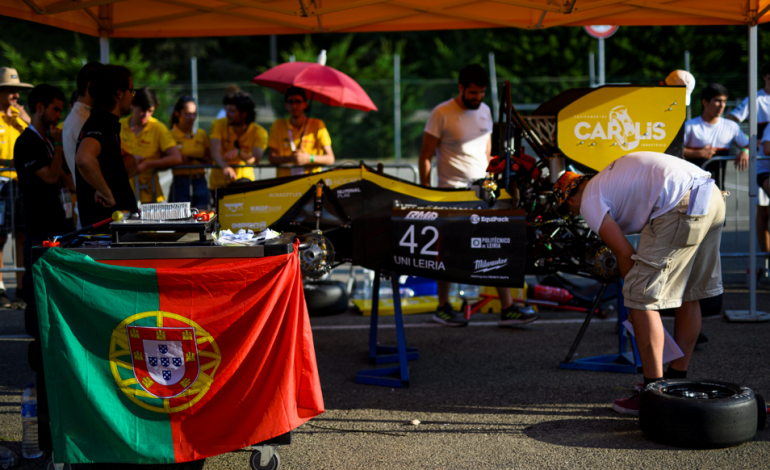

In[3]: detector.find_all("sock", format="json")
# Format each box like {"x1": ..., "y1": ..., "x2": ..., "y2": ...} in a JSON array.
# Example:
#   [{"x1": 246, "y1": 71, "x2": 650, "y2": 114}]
[
  {"x1": 0, "y1": 281, "x2": 6, "y2": 292},
  {"x1": 664, "y1": 365, "x2": 687, "y2": 379},
  {"x1": 644, "y1": 376, "x2": 663, "y2": 387}
]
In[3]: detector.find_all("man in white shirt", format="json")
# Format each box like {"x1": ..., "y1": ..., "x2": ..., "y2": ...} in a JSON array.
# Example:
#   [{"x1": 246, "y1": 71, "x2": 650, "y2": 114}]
[
  {"x1": 684, "y1": 83, "x2": 749, "y2": 190},
  {"x1": 418, "y1": 64, "x2": 537, "y2": 327},
  {"x1": 728, "y1": 62, "x2": 770, "y2": 273},
  {"x1": 62, "y1": 62, "x2": 103, "y2": 188},
  {"x1": 554, "y1": 152, "x2": 725, "y2": 416}
]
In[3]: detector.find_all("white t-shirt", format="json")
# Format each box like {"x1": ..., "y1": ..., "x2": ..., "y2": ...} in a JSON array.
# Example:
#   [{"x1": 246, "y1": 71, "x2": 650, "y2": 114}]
[
  {"x1": 758, "y1": 125, "x2": 770, "y2": 175},
  {"x1": 729, "y1": 89, "x2": 770, "y2": 124},
  {"x1": 684, "y1": 116, "x2": 748, "y2": 152},
  {"x1": 580, "y1": 152, "x2": 710, "y2": 235},
  {"x1": 62, "y1": 101, "x2": 91, "y2": 189},
  {"x1": 424, "y1": 99, "x2": 493, "y2": 188}
]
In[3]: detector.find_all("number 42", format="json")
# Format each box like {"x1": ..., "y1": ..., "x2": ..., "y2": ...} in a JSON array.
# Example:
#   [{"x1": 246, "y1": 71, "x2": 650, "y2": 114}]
[{"x1": 399, "y1": 224, "x2": 439, "y2": 256}]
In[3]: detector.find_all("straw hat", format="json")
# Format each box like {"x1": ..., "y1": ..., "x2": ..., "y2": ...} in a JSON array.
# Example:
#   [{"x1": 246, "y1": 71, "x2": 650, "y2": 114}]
[{"x1": 0, "y1": 67, "x2": 33, "y2": 88}]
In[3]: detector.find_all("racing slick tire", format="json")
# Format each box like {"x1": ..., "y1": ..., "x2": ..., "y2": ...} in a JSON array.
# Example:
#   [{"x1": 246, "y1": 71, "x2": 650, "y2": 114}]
[
  {"x1": 639, "y1": 379, "x2": 758, "y2": 448},
  {"x1": 304, "y1": 281, "x2": 349, "y2": 317}
]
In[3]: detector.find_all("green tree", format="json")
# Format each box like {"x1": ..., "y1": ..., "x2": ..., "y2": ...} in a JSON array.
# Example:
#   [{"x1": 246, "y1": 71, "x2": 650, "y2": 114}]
[{"x1": 0, "y1": 39, "x2": 175, "y2": 123}]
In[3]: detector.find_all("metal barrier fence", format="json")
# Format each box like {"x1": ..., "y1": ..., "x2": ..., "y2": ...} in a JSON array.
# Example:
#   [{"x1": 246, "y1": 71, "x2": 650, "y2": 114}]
[{"x1": 699, "y1": 155, "x2": 770, "y2": 262}]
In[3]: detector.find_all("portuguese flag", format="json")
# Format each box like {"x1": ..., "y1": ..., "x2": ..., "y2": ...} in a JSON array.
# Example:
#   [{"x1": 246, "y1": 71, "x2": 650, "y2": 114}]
[{"x1": 34, "y1": 246, "x2": 324, "y2": 464}]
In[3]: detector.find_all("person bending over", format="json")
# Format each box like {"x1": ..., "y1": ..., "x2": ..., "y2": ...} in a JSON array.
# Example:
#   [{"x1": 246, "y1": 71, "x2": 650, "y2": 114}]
[{"x1": 553, "y1": 151, "x2": 725, "y2": 416}]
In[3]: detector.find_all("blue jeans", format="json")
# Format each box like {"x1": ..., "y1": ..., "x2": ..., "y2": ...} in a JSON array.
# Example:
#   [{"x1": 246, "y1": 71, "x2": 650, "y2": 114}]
[{"x1": 172, "y1": 176, "x2": 209, "y2": 210}]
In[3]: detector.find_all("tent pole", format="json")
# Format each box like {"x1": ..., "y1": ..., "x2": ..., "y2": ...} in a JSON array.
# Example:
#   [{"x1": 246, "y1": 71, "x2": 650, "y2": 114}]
[
  {"x1": 726, "y1": 24, "x2": 770, "y2": 322},
  {"x1": 191, "y1": 56, "x2": 199, "y2": 129},
  {"x1": 99, "y1": 35, "x2": 109, "y2": 64}
]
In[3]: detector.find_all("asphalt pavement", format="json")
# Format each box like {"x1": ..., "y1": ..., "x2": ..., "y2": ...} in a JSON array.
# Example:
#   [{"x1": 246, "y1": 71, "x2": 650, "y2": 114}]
[{"x1": 1, "y1": 280, "x2": 769, "y2": 470}]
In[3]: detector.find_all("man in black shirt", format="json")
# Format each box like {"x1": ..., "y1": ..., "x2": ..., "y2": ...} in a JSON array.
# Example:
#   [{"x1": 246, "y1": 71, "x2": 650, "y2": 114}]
[
  {"x1": 13, "y1": 84, "x2": 74, "y2": 307},
  {"x1": 75, "y1": 65, "x2": 138, "y2": 226}
]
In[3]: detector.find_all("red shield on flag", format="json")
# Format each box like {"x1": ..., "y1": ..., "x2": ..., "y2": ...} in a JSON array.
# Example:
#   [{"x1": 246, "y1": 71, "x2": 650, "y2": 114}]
[{"x1": 127, "y1": 326, "x2": 200, "y2": 399}]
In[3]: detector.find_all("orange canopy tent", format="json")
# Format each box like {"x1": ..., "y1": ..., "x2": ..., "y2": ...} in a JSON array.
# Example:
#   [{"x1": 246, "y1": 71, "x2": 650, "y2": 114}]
[
  {"x1": 0, "y1": 0, "x2": 768, "y2": 38},
  {"x1": 1, "y1": 0, "x2": 766, "y2": 318}
]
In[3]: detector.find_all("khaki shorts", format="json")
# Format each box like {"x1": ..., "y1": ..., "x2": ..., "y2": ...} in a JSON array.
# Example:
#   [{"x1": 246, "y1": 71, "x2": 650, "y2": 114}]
[{"x1": 622, "y1": 187, "x2": 727, "y2": 311}]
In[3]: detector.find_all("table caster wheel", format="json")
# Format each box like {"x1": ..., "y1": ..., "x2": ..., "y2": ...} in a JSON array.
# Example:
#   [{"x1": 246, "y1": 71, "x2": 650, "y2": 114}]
[{"x1": 250, "y1": 449, "x2": 280, "y2": 470}]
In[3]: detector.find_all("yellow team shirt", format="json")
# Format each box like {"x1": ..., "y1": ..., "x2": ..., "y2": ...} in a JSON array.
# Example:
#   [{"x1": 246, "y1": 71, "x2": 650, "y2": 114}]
[
  {"x1": 268, "y1": 118, "x2": 331, "y2": 177},
  {"x1": 121, "y1": 116, "x2": 177, "y2": 203},
  {"x1": 171, "y1": 126, "x2": 209, "y2": 177},
  {"x1": 0, "y1": 107, "x2": 28, "y2": 180},
  {"x1": 208, "y1": 117, "x2": 267, "y2": 190}
]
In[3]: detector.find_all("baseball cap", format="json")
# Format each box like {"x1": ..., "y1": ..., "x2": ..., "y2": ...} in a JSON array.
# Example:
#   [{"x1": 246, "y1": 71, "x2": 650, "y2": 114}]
[
  {"x1": 664, "y1": 70, "x2": 696, "y2": 106},
  {"x1": 553, "y1": 171, "x2": 586, "y2": 206}
]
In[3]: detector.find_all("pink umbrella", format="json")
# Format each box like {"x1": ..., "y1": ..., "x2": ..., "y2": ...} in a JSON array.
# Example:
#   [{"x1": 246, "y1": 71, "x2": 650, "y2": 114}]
[{"x1": 252, "y1": 62, "x2": 378, "y2": 112}]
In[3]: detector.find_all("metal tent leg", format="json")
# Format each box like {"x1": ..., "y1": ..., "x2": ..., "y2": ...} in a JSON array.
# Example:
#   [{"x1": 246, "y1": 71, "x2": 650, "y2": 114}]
[
  {"x1": 355, "y1": 270, "x2": 418, "y2": 387},
  {"x1": 559, "y1": 281, "x2": 642, "y2": 373}
]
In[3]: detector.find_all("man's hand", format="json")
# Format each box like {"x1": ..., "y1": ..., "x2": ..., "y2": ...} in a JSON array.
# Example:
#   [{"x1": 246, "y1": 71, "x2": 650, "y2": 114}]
[
  {"x1": 50, "y1": 124, "x2": 63, "y2": 143},
  {"x1": 94, "y1": 189, "x2": 115, "y2": 208},
  {"x1": 735, "y1": 150, "x2": 749, "y2": 172},
  {"x1": 597, "y1": 213, "x2": 637, "y2": 279},
  {"x1": 223, "y1": 166, "x2": 237, "y2": 182},
  {"x1": 137, "y1": 160, "x2": 148, "y2": 173},
  {"x1": 223, "y1": 149, "x2": 241, "y2": 162},
  {"x1": 696, "y1": 145, "x2": 717, "y2": 159},
  {"x1": 292, "y1": 149, "x2": 312, "y2": 165},
  {"x1": 16, "y1": 105, "x2": 30, "y2": 124}
]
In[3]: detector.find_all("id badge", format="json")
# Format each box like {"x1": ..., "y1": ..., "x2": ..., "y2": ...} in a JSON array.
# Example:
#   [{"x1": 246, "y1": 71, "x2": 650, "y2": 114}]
[{"x1": 60, "y1": 189, "x2": 73, "y2": 219}]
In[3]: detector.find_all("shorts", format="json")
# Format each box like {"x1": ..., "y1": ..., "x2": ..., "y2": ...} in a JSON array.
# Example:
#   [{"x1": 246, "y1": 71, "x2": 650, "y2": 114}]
[
  {"x1": 0, "y1": 180, "x2": 24, "y2": 236},
  {"x1": 759, "y1": 173, "x2": 770, "y2": 206},
  {"x1": 622, "y1": 187, "x2": 726, "y2": 311}
]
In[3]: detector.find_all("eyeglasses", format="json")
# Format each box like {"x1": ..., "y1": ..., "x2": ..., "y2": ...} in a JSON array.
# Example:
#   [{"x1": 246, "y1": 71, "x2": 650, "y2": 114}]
[
  {"x1": 285, "y1": 99, "x2": 305, "y2": 105},
  {"x1": 127, "y1": 88, "x2": 136, "y2": 96},
  {"x1": 179, "y1": 95, "x2": 196, "y2": 103}
]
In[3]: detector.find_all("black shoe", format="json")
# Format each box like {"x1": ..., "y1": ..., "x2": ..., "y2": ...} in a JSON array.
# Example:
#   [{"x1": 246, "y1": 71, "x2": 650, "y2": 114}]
[
  {"x1": 432, "y1": 302, "x2": 468, "y2": 327},
  {"x1": 0, "y1": 290, "x2": 12, "y2": 308},
  {"x1": 498, "y1": 304, "x2": 538, "y2": 327}
]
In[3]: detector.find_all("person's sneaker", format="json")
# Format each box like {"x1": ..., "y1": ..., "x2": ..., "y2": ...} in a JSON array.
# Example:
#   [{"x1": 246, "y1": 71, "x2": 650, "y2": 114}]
[
  {"x1": 612, "y1": 391, "x2": 640, "y2": 416},
  {"x1": 634, "y1": 382, "x2": 644, "y2": 392},
  {"x1": 0, "y1": 290, "x2": 12, "y2": 308},
  {"x1": 498, "y1": 304, "x2": 538, "y2": 327},
  {"x1": 432, "y1": 303, "x2": 468, "y2": 327}
]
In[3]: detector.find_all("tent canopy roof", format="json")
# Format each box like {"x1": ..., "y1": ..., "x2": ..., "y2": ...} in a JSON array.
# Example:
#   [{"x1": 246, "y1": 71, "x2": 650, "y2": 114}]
[{"x1": 1, "y1": 0, "x2": 769, "y2": 38}]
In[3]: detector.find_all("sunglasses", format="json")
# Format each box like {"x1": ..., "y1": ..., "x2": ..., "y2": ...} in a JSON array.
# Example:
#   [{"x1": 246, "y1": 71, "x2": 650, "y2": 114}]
[{"x1": 285, "y1": 99, "x2": 305, "y2": 105}]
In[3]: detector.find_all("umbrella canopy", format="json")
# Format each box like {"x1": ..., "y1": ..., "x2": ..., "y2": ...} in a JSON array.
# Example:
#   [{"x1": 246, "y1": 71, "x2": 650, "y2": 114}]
[
  {"x1": 253, "y1": 62, "x2": 378, "y2": 112},
  {"x1": 0, "y1": 0, "x2": 768, "y2": 38}
]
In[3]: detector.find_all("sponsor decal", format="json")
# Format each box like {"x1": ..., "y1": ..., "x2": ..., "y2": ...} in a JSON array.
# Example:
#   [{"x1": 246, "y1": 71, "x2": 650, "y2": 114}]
[
  {"x1": 471, "y1": 237, "x2": 510, "y2": 249},
  {"x1": 573, "y1": 105, "x2": 665, "y2": 152},
  {"x1": 405, "y1": 211, "x2": 438, "y2": 220},
  {"x1": 250, "y1": 205, "x2": 281, "y2": 213},
  {"x1": 393, "y1": 255, "x2": 446, "y2": 271},
  {"x1": 473, "y1": 258, "x2": 508, "y2": 273},
  {"x1": 325, "y1": 176, "x2": 361, "y2": 187},
  {"x1": 223, "y1": 202, "x2": 243, "y2": 213},
  {"x1": 471, "y1": 214, "x2": 509, "y2": 224},
  {"x1": 232, "y1": 221, "x2": 267, "y2": 230},
  {"x1": 336, "y1": 188, "x2": 361, "y2": 198},
  {"x1": 270, "y1": 192, "x2": 302, "y2": 198}
]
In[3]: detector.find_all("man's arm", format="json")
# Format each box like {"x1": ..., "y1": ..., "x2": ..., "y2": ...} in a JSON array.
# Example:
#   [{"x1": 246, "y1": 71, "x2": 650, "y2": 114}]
[
  {"x1": 486, "y1": 135, "x2": 492, "y2": 161},
  {"x1": 419, "y1": 132, "x2": 440, "y2": 187},
  {"x1": 137, "y1": 146, "x2": 183, "y2": 172},
  {"x1": 597, "y1": 213, "x2": 636, "y2": 279},
  {"x1": 34, "y1": 144, "x2": 65, "y2": 184},
  {"x1": 122, "y1": 149, "x2": 138, "y2": 177},
  {"x1": 727, "y1": 115, "x2": 741, "y2": 123},
  {"x1": 683, "y1": 146, "x2": 716, "y2": 159},
  {"x1": 75, "y1": 137, "x2": 115, "y2": 207},
  {"x1": 210, "y1": 138, "x2": 237, "y2": 181}
]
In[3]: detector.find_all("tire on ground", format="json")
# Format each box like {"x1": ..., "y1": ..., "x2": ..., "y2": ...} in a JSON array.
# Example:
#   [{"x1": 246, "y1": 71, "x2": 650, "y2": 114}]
[
  {"x1": 639, "y1": 379, "x2": 758, "y2": 448},
  {"x1": 304, "y1": 281, "x2": 349, "y2": 316}
]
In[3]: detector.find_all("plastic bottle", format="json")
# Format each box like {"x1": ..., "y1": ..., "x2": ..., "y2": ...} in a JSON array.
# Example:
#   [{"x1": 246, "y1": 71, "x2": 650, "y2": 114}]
[
  {"x1": 21, "y1": 383, "x2": 43, "y2": 459},
  {"x1": 528, "y1": 285, "x2": 573, "y2": 304}
]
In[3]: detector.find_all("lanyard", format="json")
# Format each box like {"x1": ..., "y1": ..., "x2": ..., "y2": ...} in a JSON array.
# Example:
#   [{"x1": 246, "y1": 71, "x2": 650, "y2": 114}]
[
  {"x1": 28, "y1": 125, "x2": 54, "y2": 159},
  {"x1": 286, "y1": 118, "x2": 308, "y2": 152}
]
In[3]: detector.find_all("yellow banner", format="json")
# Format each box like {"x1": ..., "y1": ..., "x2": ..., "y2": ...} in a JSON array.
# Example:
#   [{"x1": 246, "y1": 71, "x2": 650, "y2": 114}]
[{"x1": 557, "y1": 86, "x2": 686, "y2": 171}]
